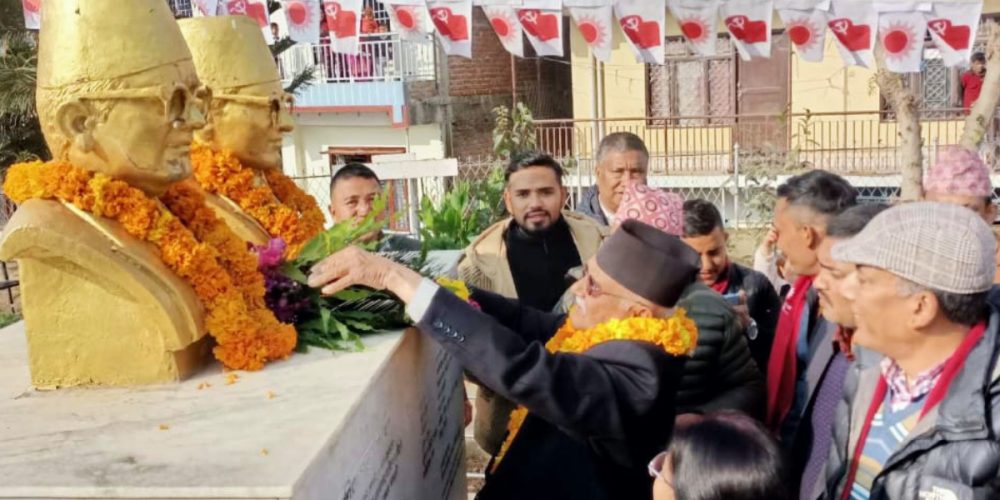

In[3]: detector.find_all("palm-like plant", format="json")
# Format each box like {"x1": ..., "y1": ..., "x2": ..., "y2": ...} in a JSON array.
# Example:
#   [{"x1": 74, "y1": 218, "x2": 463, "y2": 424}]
[{"x1": 0, "y1": 0, "x2": 48, "y2": 171}]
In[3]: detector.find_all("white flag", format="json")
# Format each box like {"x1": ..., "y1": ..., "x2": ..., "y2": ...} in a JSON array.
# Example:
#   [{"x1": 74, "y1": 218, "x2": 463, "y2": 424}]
[
  {"x1": 567, "y1": 4, "x2": 614, "y2": 62},
  {"x1": 194, "y1": 0, "x2": 219, "y2": 16},
  {"x1": 518, "y1": 6, "x2": 564, "y2": 57},
  {"x1": 323, "y1": 0, "x2": 362, "y2": 54},
  {"x1": 385, "y1": 1, "x2": 433, "y2": 42},
  {"x1": 827, "y1": 0, "x2": 878, "y2": 68},
  {"x1": 777, "y1": 7, "x2": 828, "y2": 62},
  {"x1": 21, "y1": 0, "x2": 40, "y2": 30},
  {"x1": 667, "y1": 0, "x2": 721, "y2": 57},
  {"x1": 284, "y1": 0, "x2": 322, "y2": 44},
  {"x1": 483, "y1": 6, "x2": 525, "y2": 57},
  {"x1": 775, "y1": 0, "x2": 830, "y2": 9},
  {"x1": 721, "y1": 0, "x2": 774, "y2": 61},
  {"x1": 926, "y1": 2, "x2": 983, "y2": 68},
  {"x1": 614, "y1": 0, "x2": 666, "y2": 65},
  {"x1": 428, "y1": 0, "x2": 473, "y2": 58},
  {"x1": 878, "y1": 11, "x2": 926, "y2": 73}
]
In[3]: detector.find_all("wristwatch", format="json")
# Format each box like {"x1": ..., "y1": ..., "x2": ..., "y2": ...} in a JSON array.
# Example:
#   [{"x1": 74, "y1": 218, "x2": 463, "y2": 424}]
[{"x1": 746, "y1": 319, "x2": 759, "y2": 341}]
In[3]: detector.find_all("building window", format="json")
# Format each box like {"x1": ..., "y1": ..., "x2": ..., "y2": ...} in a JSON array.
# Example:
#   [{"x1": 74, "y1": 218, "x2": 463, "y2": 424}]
[
  {"x1": 648, "y1": 38, "x2": 736, "y2": 124},
  {"x1": 167, "y1": 0, "x2": 193, "y2": 18},
  {"x1": 881, "y1": 39, "x2": 988, "y2": 119}
]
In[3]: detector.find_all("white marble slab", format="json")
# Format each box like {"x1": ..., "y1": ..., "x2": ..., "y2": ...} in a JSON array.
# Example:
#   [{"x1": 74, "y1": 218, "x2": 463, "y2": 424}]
[{"x1": 0, "y1": 322, "x2": 466, "y2": 500}]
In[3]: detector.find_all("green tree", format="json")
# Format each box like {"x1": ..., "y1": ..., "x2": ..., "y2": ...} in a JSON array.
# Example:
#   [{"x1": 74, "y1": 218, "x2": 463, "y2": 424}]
[
  {"x1": 492, "y1": 102, "x2": 537, "y2": 160},
  {"x1": 0, "y1": 0, "x2": 49, "y2": 171}
]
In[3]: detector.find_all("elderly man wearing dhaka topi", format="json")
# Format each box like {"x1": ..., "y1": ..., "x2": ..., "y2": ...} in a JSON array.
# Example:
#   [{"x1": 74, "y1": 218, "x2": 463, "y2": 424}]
[{"x1": 308, "y1": 220, "x2": 702, "y2": 500}]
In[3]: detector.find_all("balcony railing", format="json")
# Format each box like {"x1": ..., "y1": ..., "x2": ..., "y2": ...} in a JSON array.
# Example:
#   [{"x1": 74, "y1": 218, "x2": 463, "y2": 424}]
[
  {"x1": 536, "y1": 109, "x2": 1000, "y2": 176},
  {"x1": 278, "y1": 33, "x2": 436, "y2": 84}
]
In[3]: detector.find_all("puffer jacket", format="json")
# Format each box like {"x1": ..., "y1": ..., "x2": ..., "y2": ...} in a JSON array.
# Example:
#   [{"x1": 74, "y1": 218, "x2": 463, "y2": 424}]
[
  {"x1": 824, "y1": 307, "x2": 1000, "y2": 500},
  {"x1": 576, "y1": 185, "x2": 609, "y2": 226}
]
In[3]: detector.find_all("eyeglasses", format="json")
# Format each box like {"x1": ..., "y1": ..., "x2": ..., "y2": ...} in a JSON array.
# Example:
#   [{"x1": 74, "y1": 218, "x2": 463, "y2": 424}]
[
  {"x1": 647, "y1": 451, "x2": 673, "y2": 486},
  {"x1": 580, "y1": 267, "x2": 650, "y2": 306},
  {"x1": 79, "y1": 82, "x2": 211, "y2": 125},
  {"x1": 212, "y1": 91, "x2": 295, "y2": 126}
]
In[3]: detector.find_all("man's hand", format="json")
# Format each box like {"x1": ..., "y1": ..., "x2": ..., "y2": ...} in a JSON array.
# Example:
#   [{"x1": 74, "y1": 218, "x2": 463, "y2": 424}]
[
  {"x1": 307, "y1": 246, "x2": 423, "y2": 303},
  {"x1": 759, "y1": 226, "x2": 779, "y2": 258},
  {"x1": 732, "y1": 291, "x2": 752, "y2": 330}
]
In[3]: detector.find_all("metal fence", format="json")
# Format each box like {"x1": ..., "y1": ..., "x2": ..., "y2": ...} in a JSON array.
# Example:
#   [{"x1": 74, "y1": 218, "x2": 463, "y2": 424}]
[
  {"x1": 277, "y1": 33, "x2": 437, "y2": 84},
  {"x1": 536, "y1": 109, "x2": 1000, "y2": 176}
]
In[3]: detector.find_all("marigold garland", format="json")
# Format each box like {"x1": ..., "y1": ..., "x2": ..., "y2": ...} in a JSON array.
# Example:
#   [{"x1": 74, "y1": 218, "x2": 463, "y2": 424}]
[
  {"x1": 3, "y1": 160, "x2": 297, "y2": 371},
  {"x1": 491, "y1": 311, "x2": 699, "y2": 472},
  {"x1": 190, "y1": 142, "x2": 325, "y2": 259}
]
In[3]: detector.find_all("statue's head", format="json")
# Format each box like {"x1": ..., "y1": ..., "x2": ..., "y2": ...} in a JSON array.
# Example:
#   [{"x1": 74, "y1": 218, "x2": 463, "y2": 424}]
[
  {"x1": 179, "y1": 16, "x2": 294, "y2": 172},
  {"x1": 36, "y1": 0, "x2": 208, "y2": 196}
]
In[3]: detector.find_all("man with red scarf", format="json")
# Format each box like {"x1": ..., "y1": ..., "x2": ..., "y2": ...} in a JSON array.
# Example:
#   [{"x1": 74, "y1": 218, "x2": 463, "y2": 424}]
[
  {"x1": 825, "y1": 202, "x2": 1000, "y2": 499},
  {"x1": 681, "y1": 198, "x2": 781, "y2": 373},
  {"x1": 765, "y1": 171, "x2": 856, "y2": 446}
]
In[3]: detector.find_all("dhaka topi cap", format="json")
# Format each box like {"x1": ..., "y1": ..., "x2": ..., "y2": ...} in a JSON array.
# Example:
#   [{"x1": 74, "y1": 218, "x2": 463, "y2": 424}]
[
  {"x1": 596, "y1": 219, "x2": 700, "y2": 307},
  {"x1": 615, "y1": 184, "x2": 684, "y2": 236}
]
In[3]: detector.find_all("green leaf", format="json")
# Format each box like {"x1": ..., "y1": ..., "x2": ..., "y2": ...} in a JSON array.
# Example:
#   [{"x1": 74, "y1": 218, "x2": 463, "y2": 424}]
[
  {"x1": 280, "y1": 262, "x2": 310, "y2": 285},
  {"x1": 331, "y1": 288, "x2": 375, "y2": 302}
]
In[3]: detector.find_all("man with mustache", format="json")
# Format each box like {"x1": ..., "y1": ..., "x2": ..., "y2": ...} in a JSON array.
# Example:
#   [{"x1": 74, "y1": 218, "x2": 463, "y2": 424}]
[
  {"x1": 458, "y1": 151, "x2": 606, "y2": 455},
  {"x1": 577, "y1": 132, "x2": 649, "y2": 226},
  {"x1": 308, "y1": 220, "x2": 699, "y2": 500},
  {"x1": 798, "y1": 203, "x2": 887, "y2": 500}
]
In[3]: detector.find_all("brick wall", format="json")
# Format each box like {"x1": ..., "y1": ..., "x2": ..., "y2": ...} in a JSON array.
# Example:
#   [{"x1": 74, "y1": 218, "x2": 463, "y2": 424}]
[{"x1": 408, "y1": 8, "x2": 573, "y2": 158}]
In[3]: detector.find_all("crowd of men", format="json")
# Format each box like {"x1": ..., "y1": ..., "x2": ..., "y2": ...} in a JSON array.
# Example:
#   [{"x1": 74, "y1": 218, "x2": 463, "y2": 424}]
[{"x1": 316, "y1": 133, "x2": 1000, "y2": 500}]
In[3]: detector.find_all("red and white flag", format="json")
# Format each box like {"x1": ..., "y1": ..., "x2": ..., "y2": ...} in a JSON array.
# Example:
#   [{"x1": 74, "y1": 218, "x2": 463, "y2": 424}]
[
  {"x1": 614, "y1": 0, "x2": 666, "y2": 65},
  {"x1": 777, "y1": 7, "x2": 829, "y2": 63},
  {"x1": 879, "y1": 11, "x2": 926, "y2": 73},
  {"x1": 827, "y1": 0, "x2": 877, "y2": 68},
  {"x1": 926, "y1": 2, "x2": 983, "y2": 68},
  {"x1": 428, "y1": 0, "x2": 473, "y2": 58},
  {"x1": 323, "y1": 0, "x2": 362, "y2": 54},
  {"x1": 194, "y1": 0, "x2": 219, "y2": 16},
  {"x1": 21, "y1": 0, "x2": 40, "y2": 30},
  {"x1": 483, "y1": 6, "x2": 524, "y2": 57},
  {"x1": 721, "y1": 0, "x2": 773, "y2": 61},
  {"x1": 384, "y1": 1, "x2": 432, "y2": 42},
  {"x1": 518, "y1": 1, "x2": 564, "y2": 58},
  {"x1": 283, "y1": 0, "x2": 322, "y2": 44},
  {"x1": 667, "y1": 0, "x2": 721, "y2": 57},
  {"x1": 566, "y1": 1, "x2": 614, "y2": 62},
  {"x1": 225, "y1": 0, "x2": 270, "y2": 26}
]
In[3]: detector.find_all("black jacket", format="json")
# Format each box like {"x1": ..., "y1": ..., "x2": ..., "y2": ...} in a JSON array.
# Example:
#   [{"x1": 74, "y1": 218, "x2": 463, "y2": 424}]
[
  {"x1": 721, "y1": 263, "x2": 781, "y2": 374},
  {"x1": 416, "y1": 287, "x2": 685, "y2": 500},
  {"x1": 674, "y1": 282, "x2": 765, "y2": 418},
  {"x1": 825, "y1": 308, "x2": 1000, "y2": 499}
]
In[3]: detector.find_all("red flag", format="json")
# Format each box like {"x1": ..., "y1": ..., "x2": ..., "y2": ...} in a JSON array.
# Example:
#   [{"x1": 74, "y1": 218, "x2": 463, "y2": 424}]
[
  {"x1": 777, "y1": 5, "x2": 829, "y2": 63},
  {"x1": 194, "y1": 0, "x2": 220, "y2": 16},
  {"x1": 926, "y1": 2, "x2": 983, "y2": 68},
  {"x1": 284, "y1": 0, "x2": 322, "y2": 44},
  {"x1": 615, "y1": 0, "x2": 666, "y2": 64},
  {"x1": 385, "y1": 1, "x2": 433, "y2": 42},
  {"x1": 428, "y1": 0, "x2": 473, "y2": 58},
  {"x1": 721, "y1": 0, "x2": 773, "y2": 61},
  {"x1": 827, "y1": 0, "x2": 877, "y2": 68},
  {"x1": 517, "y1": 7, "x2": 563, "y2": 57},
  {"x1": 323, "y1": 0, "x2": 362, "y2": 54}
]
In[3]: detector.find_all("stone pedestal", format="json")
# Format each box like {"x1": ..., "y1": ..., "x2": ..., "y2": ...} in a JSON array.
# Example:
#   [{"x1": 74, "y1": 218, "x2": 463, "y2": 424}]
[{"x1": 0, "y1": 322, "x2": 466, "y2": 499}]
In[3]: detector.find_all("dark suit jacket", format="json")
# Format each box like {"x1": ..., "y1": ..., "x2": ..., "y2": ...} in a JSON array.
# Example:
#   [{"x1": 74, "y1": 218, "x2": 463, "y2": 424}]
[{"x1": 415, "y1": 287, "x2": 685, "y2": 500}]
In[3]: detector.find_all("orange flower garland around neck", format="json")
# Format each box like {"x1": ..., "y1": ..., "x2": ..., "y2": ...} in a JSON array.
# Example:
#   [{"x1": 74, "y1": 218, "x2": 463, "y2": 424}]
[
  {"x1": 190, "y1": 142, "x2": 325, "y2": 259},
  {"x1": 3, "y1": 160, "x2": 297, "y2": 371},
  {"x1": 490, "y1": 311, "x2": 699, "y2": 472}
]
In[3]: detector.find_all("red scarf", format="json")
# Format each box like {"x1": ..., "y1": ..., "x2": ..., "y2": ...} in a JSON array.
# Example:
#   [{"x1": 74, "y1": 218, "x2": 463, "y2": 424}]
[
  {"x1": 710, "y1": 265, "x2": 731, "y2": 294},
  {"x1": 839, "y1": 321, "x2": 987, "y2": 500},
  {"x1": 765, "y1": 275, "x2": 815, "y2": 432}
]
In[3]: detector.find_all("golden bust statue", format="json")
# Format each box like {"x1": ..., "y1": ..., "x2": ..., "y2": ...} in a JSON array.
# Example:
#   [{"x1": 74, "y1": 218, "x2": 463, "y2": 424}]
[
  {"x1": 0, "y1": 1, "x2": 296, "y2": 387},
  {"x1": 179, "y1": 17, "x2": 325, "y2": 258}
]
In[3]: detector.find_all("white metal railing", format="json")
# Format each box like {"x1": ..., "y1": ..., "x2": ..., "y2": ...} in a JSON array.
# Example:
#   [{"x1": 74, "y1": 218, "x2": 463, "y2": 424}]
[{"x1": 278, "y1": 33, "x2": 436, "y2": 84}]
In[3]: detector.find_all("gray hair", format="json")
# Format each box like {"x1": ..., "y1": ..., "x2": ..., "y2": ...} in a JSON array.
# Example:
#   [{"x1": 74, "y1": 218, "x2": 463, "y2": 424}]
[
  {"x1": 596, "y1": 132, "x2": 650, "y2": 165},
  {"x1": 896, "y1": 277, "x2": 988, "y2": 327}
]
